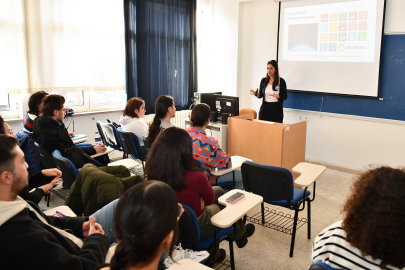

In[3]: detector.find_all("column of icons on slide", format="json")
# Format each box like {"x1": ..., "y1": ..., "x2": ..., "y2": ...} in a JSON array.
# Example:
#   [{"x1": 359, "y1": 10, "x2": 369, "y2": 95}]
[{"x1": 319, "y1": 11, "x2": 367, "y2": 52}]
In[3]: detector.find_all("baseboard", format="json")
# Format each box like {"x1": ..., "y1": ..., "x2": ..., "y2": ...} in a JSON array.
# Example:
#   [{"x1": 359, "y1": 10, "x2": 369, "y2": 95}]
[{"x1": 305, "y1": 157, "x2": 364, "y2": 175}]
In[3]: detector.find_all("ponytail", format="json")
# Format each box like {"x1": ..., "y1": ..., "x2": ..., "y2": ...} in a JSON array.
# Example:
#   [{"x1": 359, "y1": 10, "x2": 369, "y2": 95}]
[
  {"x1": 146, "y1": 116, "x2": 162, "y2": 144},
  {"x1": 110, "y1": 238, "x2": 132, "y2": 270},
  {"x1": 146, "y1": 95, "x2": 174, "y2": 144}
]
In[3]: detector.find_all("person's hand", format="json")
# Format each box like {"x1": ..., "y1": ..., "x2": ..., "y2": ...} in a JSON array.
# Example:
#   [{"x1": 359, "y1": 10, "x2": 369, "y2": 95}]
[
  {"x1": 249, "y1": 89, "x2": 256, "y2": 96},
  {"x1": 83, "y1": 217, "x2": 104, "y2": 238},
  {"x1": 94, "y1": 144, "x2": 107, "y2": 154},
  {"x1": 269, "y1": 93, "x2": 280, "y2": 99},
  {"x1": 68, "y1": 132, "x2": 74, "y2": 137},
  {"x1": 200, "y1": 197, "x2": 205, "y2": 210},
  {"x1": 42, "y1": 168, "x2": 62, "y2": 178},
  {"x1": 39, "y1": 177, "x2": 62, "y2": 194}
]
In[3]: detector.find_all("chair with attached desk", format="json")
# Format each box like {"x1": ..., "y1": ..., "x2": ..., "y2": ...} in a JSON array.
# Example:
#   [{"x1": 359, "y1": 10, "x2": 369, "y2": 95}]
[
  {"x1": 241, "y1": 161, "x2": 325, "y2": 257},
  {"x1": 211, "y1": 156, "x2": 252, "y2": 190},
  {"x1": 97, "y1": 121, "x2": 126, "y2": 158},
  {"x1": 117, "y1": 128, "x2": 147, "y2": 172},
  {"x1": 34, "y1": 142, "x2": 56, "y2": 206},
  {"x1": 178, "y1": 203, "x2": 235, "y2": 268},
  {"x1": 52, "y1": 150, "x2": 78, "y2": 190}
]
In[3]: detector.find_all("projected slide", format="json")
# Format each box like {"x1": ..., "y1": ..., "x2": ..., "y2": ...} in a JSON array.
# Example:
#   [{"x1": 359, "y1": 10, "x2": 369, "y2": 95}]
[{"x1": 280, "y1": 0, "x2": 377, "y2": 62}]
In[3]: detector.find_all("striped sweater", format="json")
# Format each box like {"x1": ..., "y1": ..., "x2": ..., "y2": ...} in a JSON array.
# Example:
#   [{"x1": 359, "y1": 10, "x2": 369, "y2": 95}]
[
  {"x1": 312, "y1": 221, "x2": 403, "y2": 270},
  {"x1": 186, "y1": 126, "x2": 231, "y2": 184}
]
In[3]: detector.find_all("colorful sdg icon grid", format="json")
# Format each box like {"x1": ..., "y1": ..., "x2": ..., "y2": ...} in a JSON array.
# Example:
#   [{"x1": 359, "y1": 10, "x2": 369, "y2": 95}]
[{"x1": 319, "y1": 10, "x2": 368, "y2": 52}]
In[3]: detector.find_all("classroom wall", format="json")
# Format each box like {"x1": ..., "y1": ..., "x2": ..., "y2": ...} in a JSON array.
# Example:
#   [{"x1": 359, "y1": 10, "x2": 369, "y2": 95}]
[{"x1": 198, "y1": 0, "x2": 405, "y2": 171}]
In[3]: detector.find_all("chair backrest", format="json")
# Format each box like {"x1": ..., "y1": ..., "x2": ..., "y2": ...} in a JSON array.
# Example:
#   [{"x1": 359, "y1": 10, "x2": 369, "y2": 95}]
[
  {"x1": 97, "y1": 121, "x2": 121, "y2": 150},
  {"x1": 143, "y1": 135, "x2": 152, "y2": 153},
  {"x1": 309, "y1": 262, "x2": 336, "y2": 270},
  {"x1": 178, "y1": 203, "x2": 201, "y2": 246},
  {"x1": 52, "y1": 150, "x2": 78, "y2": 189},
  {"x1": 194, "y1": 159, "x2": 203, "y2": 170},
  {"x1": 241, "y1": 161, "x2": 294, "y2": 202},
  {"x1": 34, "y1": 142, "x2": 56, "y2": 169},
  {"x1": 239, "y1": 108, "x2": 257, "y2": 119},
  {"x1": 117, "y1": 128, "x2": 144, "y2": 158}
]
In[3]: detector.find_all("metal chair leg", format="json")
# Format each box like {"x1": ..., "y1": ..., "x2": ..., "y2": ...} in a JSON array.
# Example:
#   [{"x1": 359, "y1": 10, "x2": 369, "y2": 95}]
[
  {"x1": 229, "y1": 240, "x2": 235, "y2": 270},
  {"x1": 289, "y1": 210, "x2": 299, "y2": 257},
  {"x1": 232, "y1": 171, "x2": 235, "y2": 189},
  {"x1": 307, "y1": 199, "x2": 311, "y2": 239},
  {"x1": 47, "y1": 194, "x2": 50, "y2": 207},
  {"x1": 261, "y1": 202, "x2": 265, "y2": 224}
]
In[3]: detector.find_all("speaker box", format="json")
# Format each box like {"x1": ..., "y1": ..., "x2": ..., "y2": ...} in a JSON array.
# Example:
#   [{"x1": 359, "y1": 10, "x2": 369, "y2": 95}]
[{"x1": 222, "y1": 113, "x2": 230, "y2": 124}]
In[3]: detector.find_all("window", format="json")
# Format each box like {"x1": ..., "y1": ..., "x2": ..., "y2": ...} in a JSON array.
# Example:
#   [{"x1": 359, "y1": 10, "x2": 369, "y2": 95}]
[{"x1": 0, "y1": 94, "x2": 20, "y2": 118}]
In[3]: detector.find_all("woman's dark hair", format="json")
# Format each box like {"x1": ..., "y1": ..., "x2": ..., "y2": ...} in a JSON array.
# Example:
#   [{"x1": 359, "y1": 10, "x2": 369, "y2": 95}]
[
  {"x1": 342, "y1": 166, "x2": 405, "y2": 269},
  {"x1": 190, "y1": 103, "x2": 211, "y2": 127},
  {"x1": 0, "y1": 115, "x2": 5, "y2": 134},
  {"x1": 263, "y1": 60, "x2": 280, "y2": 91},
  {"x1": 123, "y1": 97, "x2": 144, "y2": 118},
  {"x1": 110, "y1": 181, "x2": 179, "y2": 270},
  {"x1": 144, "y1": 127, "x2": 199, "y2": 191},
  {"x1": 41, "y1": 95, "x2": 65, "y2": 118},
  {"x1": 27, "y1": 91, "x2": 49, "y2": 116},
  {"x1": 146, "y1": 95, "x2": 174, "y2": 143}
]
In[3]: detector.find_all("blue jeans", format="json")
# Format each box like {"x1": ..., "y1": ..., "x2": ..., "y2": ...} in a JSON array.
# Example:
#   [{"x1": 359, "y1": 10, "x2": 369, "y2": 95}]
[{"x1": 90, "y1": 199, "x2": 118, "y2": 244}]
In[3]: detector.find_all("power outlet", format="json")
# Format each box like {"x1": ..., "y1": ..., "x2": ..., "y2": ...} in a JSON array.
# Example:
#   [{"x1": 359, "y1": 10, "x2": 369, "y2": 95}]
[
  {"x1": 298, "y1": 116, "x2": 302, "y2": 120},
  {"x1": 304, "y1": 116, "x2": 308, "y2": 121}
]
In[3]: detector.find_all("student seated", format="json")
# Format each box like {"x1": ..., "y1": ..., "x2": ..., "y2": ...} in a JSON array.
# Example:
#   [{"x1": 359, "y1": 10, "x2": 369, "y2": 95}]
[
  {"x1": 146, "y1": 95, "x2": 176, "y2": 144},
  {"x1": 186, "y1": 103, "x2": 242, "y2": 188},
  {"x1": 32, "y1": 94, "x2": 109, "y2": 167},
  {"x1": 144, "y1": 127, "x2": 255, "y2": 264},
  {"x1": 312, "y1": 166, "x2": 405, "y2": 270},
  {"x1": 1, "y1": 118, "x2": 60, "y2": 197},
  {"x1": 0, "y1": 135, "x2": 118, "y2": 270},
  {"x1": 99, "y1": 181, "x2": 179, "y2": 270},
  {"x1": 119, "y1": 97, "x2": 148, "y2": 155},
  {"x1": 16, "y1": 91, "x2": 49, "y2": 176}
]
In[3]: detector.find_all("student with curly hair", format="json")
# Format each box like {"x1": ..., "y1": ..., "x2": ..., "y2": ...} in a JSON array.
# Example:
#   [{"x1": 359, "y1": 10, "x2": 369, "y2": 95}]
[{"x1": 312, "y1": 166, "x2": 405, "y2": 269}]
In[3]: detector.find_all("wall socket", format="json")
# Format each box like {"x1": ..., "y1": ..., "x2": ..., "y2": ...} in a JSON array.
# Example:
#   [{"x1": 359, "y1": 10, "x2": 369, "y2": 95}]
[
  {"x1": 304, "y1": 116, "x2": 308, "y2": 121},
  {"x1": 298, "y1": 116, "x2": 302, "y2": 120}
]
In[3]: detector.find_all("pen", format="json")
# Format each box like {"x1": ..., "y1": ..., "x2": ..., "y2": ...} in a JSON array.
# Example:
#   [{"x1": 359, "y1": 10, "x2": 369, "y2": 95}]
[{"x1": 56, "y1": 211, "x2": 66, "y2": 216}]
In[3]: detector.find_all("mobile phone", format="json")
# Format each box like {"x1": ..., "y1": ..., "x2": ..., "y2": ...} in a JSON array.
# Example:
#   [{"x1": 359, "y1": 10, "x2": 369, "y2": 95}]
[{"x1": 226, "y1": 192, "x2": 245, "y2": 204}]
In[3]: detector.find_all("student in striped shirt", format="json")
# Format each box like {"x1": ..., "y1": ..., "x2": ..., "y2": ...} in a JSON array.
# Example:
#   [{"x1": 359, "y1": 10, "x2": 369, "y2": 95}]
[{"x1": 312, "y1": 166, "x2": 405, "y2": 270}]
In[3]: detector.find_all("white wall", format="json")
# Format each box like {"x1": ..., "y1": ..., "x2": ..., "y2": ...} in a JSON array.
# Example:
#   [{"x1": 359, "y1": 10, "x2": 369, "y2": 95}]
[{"x1": 199, "y1": 0, "x2": 405, "y2": 171}]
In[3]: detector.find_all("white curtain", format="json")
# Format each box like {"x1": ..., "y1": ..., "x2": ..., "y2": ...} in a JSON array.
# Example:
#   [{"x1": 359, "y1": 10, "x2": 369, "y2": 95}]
[
  {"x1": 0, "y1": 0, "x2": 126, "y2": 94},
  {"x1": 0, "y1": 0, "x2": 27, "y2": 94}
]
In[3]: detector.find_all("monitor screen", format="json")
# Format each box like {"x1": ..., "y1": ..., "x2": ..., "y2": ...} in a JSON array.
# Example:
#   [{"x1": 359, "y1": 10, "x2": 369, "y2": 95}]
[
  {"x1": 200, "y1": 92, "x2": 222, "y2": 110},
  {"x1": 214, "y1": 95, "x2": 239, "y2": 120}
]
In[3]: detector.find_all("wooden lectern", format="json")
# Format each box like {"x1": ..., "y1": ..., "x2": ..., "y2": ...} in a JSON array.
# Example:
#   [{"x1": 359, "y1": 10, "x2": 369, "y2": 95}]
[{"x1": 227, "y1": 114, "x2": 307, "y2": 180}]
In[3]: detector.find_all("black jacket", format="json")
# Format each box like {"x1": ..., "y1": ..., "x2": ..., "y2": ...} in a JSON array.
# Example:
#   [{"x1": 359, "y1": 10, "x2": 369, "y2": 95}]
[
  {"x1": 32, "y1": 116, "x2": 96, "y2": 156},
  {"x1": 0, "y1": 201, "x2": 110, "y2": 270},
  {"x1": 257, "y1": 77, "x2": 287, "y2": 106}
]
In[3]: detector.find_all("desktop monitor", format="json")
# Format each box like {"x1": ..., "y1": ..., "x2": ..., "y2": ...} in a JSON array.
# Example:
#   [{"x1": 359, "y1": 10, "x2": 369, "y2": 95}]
[
  {"x1": 199, "y1": 92, "x2": 222, "y2": 110},
  {"x1": 214, "y1": 94, "x2": 239, "y2": 122}
]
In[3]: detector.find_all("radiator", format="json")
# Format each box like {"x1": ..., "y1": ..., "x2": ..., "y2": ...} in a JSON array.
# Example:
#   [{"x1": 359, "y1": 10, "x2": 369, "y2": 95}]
[{"x1": 171, "y1": 110, "x2": 191, "y2": 129}]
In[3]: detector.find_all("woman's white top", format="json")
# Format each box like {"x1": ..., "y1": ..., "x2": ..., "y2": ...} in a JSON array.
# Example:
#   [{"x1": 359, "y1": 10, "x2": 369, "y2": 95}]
[
  {"x1": 119, "y1": 115, "x2": 149, "y2": 146},
  {"x1": 264, "y1": 82, "x2": 280, "y2": 102}
]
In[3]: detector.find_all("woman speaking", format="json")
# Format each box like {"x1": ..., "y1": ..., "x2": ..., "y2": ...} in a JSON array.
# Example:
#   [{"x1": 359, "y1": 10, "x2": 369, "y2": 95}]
[{"x1": 249, "y1": 60, "x2": 287, "y2": 123}]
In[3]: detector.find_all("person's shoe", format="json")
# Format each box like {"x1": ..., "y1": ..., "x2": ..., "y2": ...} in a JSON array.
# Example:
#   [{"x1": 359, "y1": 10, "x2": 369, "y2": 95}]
[
  {"x1": 236, "y1": 224, "x2": 256, "y2": 248},
  {"x1": 245, "y1": 223, "x2": 255, "y2": 238},
  {"x1": 163, "y1": 244, "x2": 210, "y2": 268},
  {"x1": 206, "y1": 248, "x2": 226, "y2": 267}
]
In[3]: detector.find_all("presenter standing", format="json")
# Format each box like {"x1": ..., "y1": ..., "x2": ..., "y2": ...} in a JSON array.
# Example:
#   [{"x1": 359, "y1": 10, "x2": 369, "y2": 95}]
[{"x1": 249, "y1": 60, "x2": 287, "y2": 123}]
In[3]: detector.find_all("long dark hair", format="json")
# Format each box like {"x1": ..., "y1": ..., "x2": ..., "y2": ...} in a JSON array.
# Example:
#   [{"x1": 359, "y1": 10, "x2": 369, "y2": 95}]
[
  {"x1": 263, "y1": 60, "x2": 280, "y2": 90},
  {"x1": 110, "y1": 181, "x2": 179, "y2": 270},
  {"x1": 146, "y1": 95, "x2": 174, "y2": 144},
  {"x1": 342, "y1": 166, "x2": 405, "y2": 269},
  {"x1": 144, "y1": 127, "x2": 199, "y2": 191}
]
